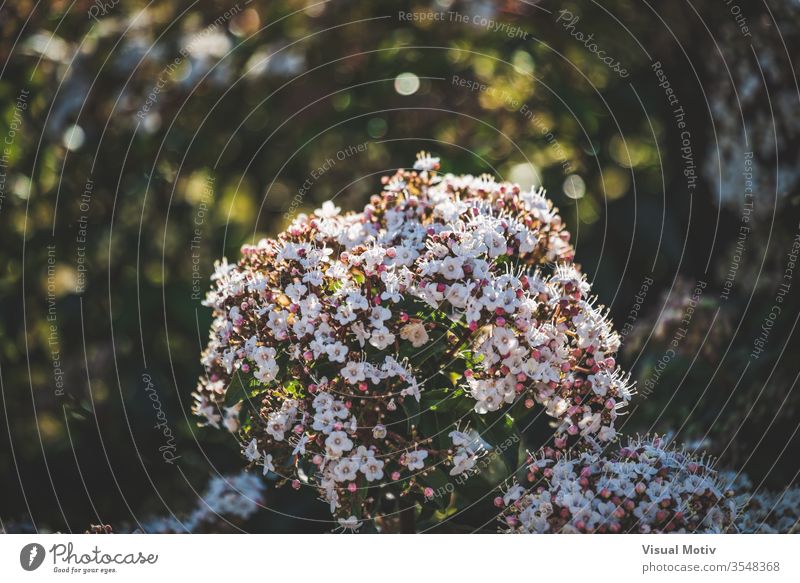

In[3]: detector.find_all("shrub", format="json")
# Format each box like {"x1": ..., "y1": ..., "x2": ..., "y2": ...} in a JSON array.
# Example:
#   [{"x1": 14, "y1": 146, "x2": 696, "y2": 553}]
[{"x1": 192, "y1": 153, "x2": 637, "y2": 528}]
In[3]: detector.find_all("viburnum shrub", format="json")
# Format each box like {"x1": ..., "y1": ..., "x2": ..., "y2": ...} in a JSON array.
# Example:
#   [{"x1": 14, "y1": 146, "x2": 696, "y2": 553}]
[
  {"x1": 499, "y1": 436, "x2": 737, "y2": 533},
  {"x1": 193, "y1": 153, "x2": 636, "y2": 531}
]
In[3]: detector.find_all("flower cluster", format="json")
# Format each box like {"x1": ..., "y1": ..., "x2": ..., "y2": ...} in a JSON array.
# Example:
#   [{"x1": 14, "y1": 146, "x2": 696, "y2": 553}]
[
  {"x1": 193, "y1": 153, "x2": 633, "y2": 520},
  {"x1": 499, "y1": 436, "x2": 736, "y2": 533}
]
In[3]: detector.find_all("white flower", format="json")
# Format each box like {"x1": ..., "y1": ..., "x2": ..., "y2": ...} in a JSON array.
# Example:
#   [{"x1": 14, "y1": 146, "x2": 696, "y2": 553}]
[
  {"x1": 337, "y1": 516, "x2": 362, "y2": 532},
  {"x1": 440, "y1": 256, "x2": 464, "y2": 280},
  {"x1": 450, "y1": 451, "x2": 477, "y2": 476},
  {"x1": 325, "y1": 431, "x2": 354, "y2": 457},
  {"x1": 266, "y1": 412, "x2": 288, "y2": 441},
  {"x1": 361, "y1": 457, "x2": 385, "y2": 481},
  {"x1": 326, "y1": 341, "x2": 349, "y2": 363},
  {"x1": 400, "y1": 321, "x2": 429, "y2": 347},
  {"x1": 402, "y1": 449, "x2": 428, "y2": 471},
  {"x1": 341, "y1": 361, "x2": 366, "y2": 384},
  {"x1": 244, "y1": 438, "x2": 260, "y2": 462},
  {"x1": 369, "y1": 327, "x2": 395, "y2": 350},
  {"x1": 262, "y1": 453, "x2": 275, "y2": 475},
  {"x1": 316, "y1": 200, "x2": 341, "y2": 218},
  {"x1": 333, "y1": 458, "x2": 359, "y2": 482}
]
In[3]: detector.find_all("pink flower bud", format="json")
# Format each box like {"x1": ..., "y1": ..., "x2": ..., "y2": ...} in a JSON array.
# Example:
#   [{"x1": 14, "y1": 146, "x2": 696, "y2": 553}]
[{"x1": 348, "y1": 482, "x2": 357, "y2": 493}]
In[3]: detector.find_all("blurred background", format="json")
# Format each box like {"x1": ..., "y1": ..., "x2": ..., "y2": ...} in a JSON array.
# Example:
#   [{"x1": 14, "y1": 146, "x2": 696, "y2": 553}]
[{"x1": 1, "y1": 0, "x2": 799, "y2": 533}]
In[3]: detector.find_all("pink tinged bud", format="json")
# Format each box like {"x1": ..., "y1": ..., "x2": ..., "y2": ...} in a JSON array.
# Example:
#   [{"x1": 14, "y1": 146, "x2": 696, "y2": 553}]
[
  {"x1": 464, "y1": 369, "x2": 474, "y2": 378},
  {"x1": 505, "y1": 516, "x2": 517, "y2": 527},
  {"x1": 687, "y1": 463, "x2": 699, "y2": 473},
  {"x1": 399, "y1": 312, "x2": 409, "y2": 322},
  {"x1": 548, "y1": 381, "x2": 558, "y2": 390},
  {"x1": 500, "y1": 365, "x2": 510, "y2": 375},
  {"x1": 531, "y1": 348, "x2": 541, "y2": 360},
  {"x1": 635, "y1": 482, "x2": 646, "y2": 495},
  {"x1": 496, "y1": 317, "x2": 506, "y2": 327},
  {"x1": 605, "y1": 399, "x2": 615, "y2": 410},
  {"x1": 575, "y1": 520, "x2": 586, "y2": 531},
  {"x1": 591, "y1": 363, "x2": 600, "y2": 373},
  {"x1": 567, "y1": 425, "x2": 579, "y2": 436},
  {"x1": 468, "y1": 321, "x2": 478, "y2": 332},
  {"x1": 624, "y1": 500, "x2": 635, "y2": 511},
  {"x1": 345, "y1": 401, "x2": 352, "y2": 409},
  {"x1": 292, "y1": 480, "x2": 301, "y2": 490},
  {"x1": 293, "y1": 424, "x2": 303, "y2": 434},
  {"x1": 391, "y1": 471, "x2": 401, "y2": 481},
  {"x1": 516, "y1": 373, "x2": 527, "y2": 382},
  {"x1": 610, "y1": 523, "x2": 620, "y2": 533},
  {"x1": 579, "y1": 477, "x2": 589, "y2": 488},
  {"x1": 524, "y1": 399, "x2": 535, "y2": 409},
  {"x1": 600, "y1": 488, "x2": 611, "y2": 499},
  {"x1": 373, "y1": 295, "x2": 382, "y2": 305},
  {"x1": 347, "y1": 482, "x2": 357, "y2": 493},
  {"x1": 515, "y1": 383, "x2": 525, "y2": 393},
  {"x1": 241, "y1": 363, "x2": 250, "y2": 373},
  {"x1": 424, "y1": 487, "x2": 434, "y2": 498},
  {"x1": 527, "y1": 472, "x2": 535, "y2": 482},
  {"x1": 605, "y1": 357, "x2": 615, "y2": 368},
  {"x1": 436, "y1": 283, "x2": 446, "y2": 293},
  {"x1": 543, "y1": 468, "x2": 554, "y2": 479},
  {"x1": 494, "y1": 496, "x2": 504, "y2": 508},
  {"x1": 495, "y1": 307, "x2": 505, "y2": 316},
  {"x1": 554, "y1": 436, "x2": 567, "y2": 448},
  {"x1": 580, "y1": 466, "x2": 592, "y2": 478},
  {"x1": 586, "y1": 345, "x2": 595, "y2": 354},
  {"x1": 614, "y1": 508, "x2": 626, "y2": 519},
  {"x1": 303, "y1": 351, "x2": 314, "y2": 361},
  {"x1": 308, "y1": 383, "x2": 318, "y2": 393},
  {"x1": 313, "y1": 455, "x2": 323, "y2": 465},
  {"x1": 386, "y1": 248, "x2": 397, "y2": 258},
  {"x1": 358, "y1": 382, "x2": 368, "y2": 392},
  {"x1": 656, "y1": 510, "x2": 668, "y2": 522},
  {"x1": 560, "y1": 362, "x2": 570, "y2": 372}
]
